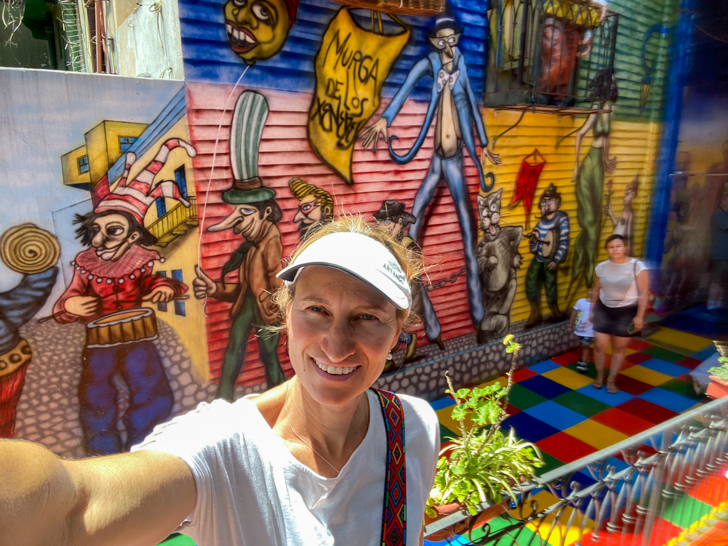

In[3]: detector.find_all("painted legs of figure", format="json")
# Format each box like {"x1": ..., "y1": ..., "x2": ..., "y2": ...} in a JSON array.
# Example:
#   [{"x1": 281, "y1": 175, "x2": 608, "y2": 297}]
[
  {"x1": 80, "y1": 340, "x2": 174, "y2": 455},
  {"x1": 410, "y1": 150, "x2": 484, "y2": 346},
  {"x1": 219, "y1": 290, "x2": 284, "y2": 401}
]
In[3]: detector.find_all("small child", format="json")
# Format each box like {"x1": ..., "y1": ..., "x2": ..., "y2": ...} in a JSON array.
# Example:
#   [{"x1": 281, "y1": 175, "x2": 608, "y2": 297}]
[{"x1": 570, "y1": 290, "x2": 594, "y2": 372}]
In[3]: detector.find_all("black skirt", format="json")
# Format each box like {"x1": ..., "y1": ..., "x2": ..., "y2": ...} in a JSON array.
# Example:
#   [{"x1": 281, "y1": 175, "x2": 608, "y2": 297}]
[{"x1": 593, "y1": 300, "x2": 638, "y2": 337}]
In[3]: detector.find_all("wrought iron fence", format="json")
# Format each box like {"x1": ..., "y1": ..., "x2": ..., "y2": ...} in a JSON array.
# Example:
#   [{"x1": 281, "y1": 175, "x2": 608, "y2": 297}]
[
  {"x1": 484, "y1": 0, "x2": 618, "y2": 114},
  {"x1": 424, "y1": 395, "x2": 728, "y2": 545}
]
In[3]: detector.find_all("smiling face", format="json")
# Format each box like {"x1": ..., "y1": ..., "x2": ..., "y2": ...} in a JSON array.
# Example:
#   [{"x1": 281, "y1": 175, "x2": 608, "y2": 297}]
[
  {"x1": 223, "y1": 0, "x2": 290, "y2": 65},
  {"x1": 286, "y1": 266, "x2": 404, "y2": 407},
  {"x1": 90, "y1": 213, "x2": 140, "y2": 261}
]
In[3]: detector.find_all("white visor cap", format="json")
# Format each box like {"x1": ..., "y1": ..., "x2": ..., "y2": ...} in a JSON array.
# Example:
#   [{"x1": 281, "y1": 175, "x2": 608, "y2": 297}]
[{"x1": 277, "y1": 232, "x2": 412, "y2": 310}]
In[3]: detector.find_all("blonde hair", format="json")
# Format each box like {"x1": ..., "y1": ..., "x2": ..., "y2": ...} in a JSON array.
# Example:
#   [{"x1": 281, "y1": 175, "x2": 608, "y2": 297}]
[{"x1": 272, "y1": 215, "x2": 424, "y2": 330}]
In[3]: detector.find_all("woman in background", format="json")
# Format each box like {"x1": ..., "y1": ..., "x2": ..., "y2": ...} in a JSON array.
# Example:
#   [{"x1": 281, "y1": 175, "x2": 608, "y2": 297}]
[{"x1": 590, "y1": 234, "x2": 649, "y2": 394}]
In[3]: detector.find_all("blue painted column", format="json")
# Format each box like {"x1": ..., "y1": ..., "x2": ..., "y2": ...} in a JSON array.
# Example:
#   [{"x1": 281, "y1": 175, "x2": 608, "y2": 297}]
[{"x1": 644, "y1": 0, "x2": 695, "y2": 285}]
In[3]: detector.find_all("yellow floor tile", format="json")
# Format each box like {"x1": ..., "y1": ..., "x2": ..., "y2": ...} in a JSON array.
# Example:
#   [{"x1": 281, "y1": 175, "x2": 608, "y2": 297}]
[
  {"x1": 435, "y1": 406, "x2": 463, "y2": 436},
  {"x1": 564, "y1": 420, "x2": 629, "y2": 450},
  {"x1": 477, "y1": 376, "x2": 508, "y2": 389},
  {"x1": 647, "y1": 328, "x2": 712, "y2": 353},
  {"x1": 606, "y1": 346, "x2": 636, "y2": 356},
  {"x1": 620, "y1": 365, "x2": 672, "y2": 386},
  {"x1": 527, "y1": 504, "x2": 595, "y2": 546},
  {"x1": 543, "y1": 367, "x2": 594, "y2": 390}
]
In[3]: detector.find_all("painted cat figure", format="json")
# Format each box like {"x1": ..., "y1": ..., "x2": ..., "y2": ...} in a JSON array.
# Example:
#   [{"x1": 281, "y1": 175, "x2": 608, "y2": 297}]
[{"x1": 476, "y1": 189, "x2": 523, "y2": 341}]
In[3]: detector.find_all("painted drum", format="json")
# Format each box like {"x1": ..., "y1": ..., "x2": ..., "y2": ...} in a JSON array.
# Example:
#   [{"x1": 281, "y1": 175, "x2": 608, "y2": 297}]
[{"x1": 86, "y1": 308, "x2": 159, "y2": 348}]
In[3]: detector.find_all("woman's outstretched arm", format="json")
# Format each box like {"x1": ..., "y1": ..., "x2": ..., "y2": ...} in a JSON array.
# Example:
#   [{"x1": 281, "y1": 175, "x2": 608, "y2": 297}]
[{"x1": 0, "y1": 439, "x2": 196, "y2": 546}]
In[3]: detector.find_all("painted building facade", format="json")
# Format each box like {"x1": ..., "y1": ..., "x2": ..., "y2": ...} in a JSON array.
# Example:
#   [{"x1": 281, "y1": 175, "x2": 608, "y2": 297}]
[{"x1": 1, "y1": 0, "x2": 700, "y2": 461}]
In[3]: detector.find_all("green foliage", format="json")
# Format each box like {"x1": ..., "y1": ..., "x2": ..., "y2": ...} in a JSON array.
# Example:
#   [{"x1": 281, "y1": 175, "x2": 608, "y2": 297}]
[
  {"x1": 425, "y1": 336, "x2": 543, "y2": 519},
  {"x1": 708, "y1": 356, "x2": 728, "y2": 382}
]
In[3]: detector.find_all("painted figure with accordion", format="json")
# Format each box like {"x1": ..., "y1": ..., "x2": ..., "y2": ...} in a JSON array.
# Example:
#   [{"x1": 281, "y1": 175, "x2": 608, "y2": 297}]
[
  {"x1": 525, "y1": 183, "x2": 570, "y2": 327},
  {"x1": 52, "y1": 139, "x2": 194, "y2": 455}
]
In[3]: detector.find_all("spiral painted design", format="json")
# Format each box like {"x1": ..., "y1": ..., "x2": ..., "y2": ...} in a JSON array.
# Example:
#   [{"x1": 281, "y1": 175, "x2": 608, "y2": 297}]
[{"x1": 0, "y1": 224, "x2": 60, "y2": 274}]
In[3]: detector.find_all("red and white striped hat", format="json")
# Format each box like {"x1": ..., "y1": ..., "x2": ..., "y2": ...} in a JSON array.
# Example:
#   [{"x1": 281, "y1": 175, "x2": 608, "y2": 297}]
[{"x1": 94, "y1": 138, "x2": 196, "y2": 224}]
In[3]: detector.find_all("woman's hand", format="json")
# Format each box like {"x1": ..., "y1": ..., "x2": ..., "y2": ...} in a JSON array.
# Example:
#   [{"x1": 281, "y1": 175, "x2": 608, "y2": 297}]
[
  {"x1": 605, "y1": 155, "x2": 617, "y2": 172},
  {"x1": 572, "y1": 164, "x2": 579, "y2": 183},
  {"x1": 631, "y1": 315, "x2": 644, "y2": 332}
]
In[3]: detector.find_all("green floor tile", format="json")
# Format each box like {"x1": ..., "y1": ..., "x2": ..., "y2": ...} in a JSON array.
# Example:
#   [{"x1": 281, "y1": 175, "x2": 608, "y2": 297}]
[
  {"x1": 160, "y1": 534, "x2": 195, "y2": 546},
  {"x1": 535, "y1": 451, "x2": 564, "y2": 475},
  {"x1": 565, "y1": 361, "x2": 597, "y2": 379},
  {"x1": 508, "y1": 384, "x2": 548, "y2": 411},
  {"x1": 440, "y1": 422, "x2": 459, "y2": 442},
  {"x1": 660, "y1": 494, "x2": 713, "y2": 529},
  {"x1": 552, "y1": 390, "x2": 611, "y2": 418},
  {"x1": 659, "y1": 378, "x2": 701, "y2": 400},
  {"x1": 468, "y1": 515, "x2": 540, "y2": 545},
  {"x1": 642, "y1": 346, "x2": 687, "y2": 363}
]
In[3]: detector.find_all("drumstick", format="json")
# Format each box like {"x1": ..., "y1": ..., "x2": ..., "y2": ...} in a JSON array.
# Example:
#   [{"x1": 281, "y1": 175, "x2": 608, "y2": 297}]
[{"x1": 36, "y1": 295, "x2": 191, "y2": 323}]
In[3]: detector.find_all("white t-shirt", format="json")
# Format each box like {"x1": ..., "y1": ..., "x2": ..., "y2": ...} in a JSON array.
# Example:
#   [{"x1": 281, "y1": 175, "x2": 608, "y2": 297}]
[
  {"x1": 132, "y1": 390, "x2": 440, "y2": 546},
  {"x1": 595, "y1": 258, "x2": 646, "y2": 308},
  {"x1": 573, "y1": 298, "x2": 594, "y2": 337}
]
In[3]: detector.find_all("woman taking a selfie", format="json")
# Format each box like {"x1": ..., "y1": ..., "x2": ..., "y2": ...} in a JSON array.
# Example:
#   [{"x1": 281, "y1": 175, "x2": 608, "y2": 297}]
[
  {"x1": 590, "y1": 234, "x2": 649, "y2": 394},
  {"x1": 0, "y1": 217, "x2": 440, "y2": 546}
]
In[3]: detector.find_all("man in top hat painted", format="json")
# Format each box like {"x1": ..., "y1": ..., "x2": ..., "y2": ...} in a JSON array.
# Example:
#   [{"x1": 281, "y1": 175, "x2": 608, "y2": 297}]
[
  {"x1": 193, "y1": 90, "x2": 285, "y2": 400},
  {"x1": 360, "y1": 15, "x2": 501, "y2": 346},
  {"x1": 52, "y1": 138, "x2": 194, "y2": 455}
]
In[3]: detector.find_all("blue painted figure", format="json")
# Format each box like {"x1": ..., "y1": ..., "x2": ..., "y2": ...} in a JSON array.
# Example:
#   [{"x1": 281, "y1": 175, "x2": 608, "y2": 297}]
[{"x1": 360, "y1": 16, "x2": 501, "y2": 345}]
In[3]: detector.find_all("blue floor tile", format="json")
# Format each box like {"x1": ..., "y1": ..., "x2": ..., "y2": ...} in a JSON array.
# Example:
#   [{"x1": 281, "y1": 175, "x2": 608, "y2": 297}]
[
  {"x1": 528, "y1": 360, "x2": 561, "y2": 375},
  {"x1": 576, "y1": 385, "x2": 634, "y2": 406},
  {"x1": 638, "y1": 387, "x2": 699, "y2": 413},
  {"x1": 640, "y1": 359, "x2": 691, "y2": 378},
  {"x1": 517, "y1": 376, "x2": 572, "y2": 400},
  {"x1": 524, "y1": 400, "x2": 588, "y2": 430},
  {"x1": 502, "y1": 412, "x2": 561, "y2": 444},
  {"x1": 692, "y1": 347, "x2": 718, "y2": 361},
  {"x1": 430, "y1": 396, "x2": 455, "y2": 411}
]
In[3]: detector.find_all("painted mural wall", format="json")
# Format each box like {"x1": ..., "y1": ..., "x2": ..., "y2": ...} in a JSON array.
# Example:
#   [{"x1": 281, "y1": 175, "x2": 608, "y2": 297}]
[{"x1": 0, "y1": 0, "x2": 678, "y2": 461}]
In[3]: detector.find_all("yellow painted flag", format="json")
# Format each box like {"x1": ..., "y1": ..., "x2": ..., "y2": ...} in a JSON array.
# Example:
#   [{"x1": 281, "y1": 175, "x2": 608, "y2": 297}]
[{"x1": 308, "y1": 8, "x2": 409, "y2": 183}]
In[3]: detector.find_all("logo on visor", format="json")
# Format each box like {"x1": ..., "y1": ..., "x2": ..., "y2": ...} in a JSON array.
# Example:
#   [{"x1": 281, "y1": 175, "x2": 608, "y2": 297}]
[{"x1": 383, "y1": 259, "x2": 406, "y2": 284}]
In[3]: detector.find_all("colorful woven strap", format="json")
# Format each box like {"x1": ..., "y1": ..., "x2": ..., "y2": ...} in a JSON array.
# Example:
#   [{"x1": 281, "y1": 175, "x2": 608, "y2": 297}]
[{"x1": 373, "y1": 388, "x2": 407, "y2": 546}]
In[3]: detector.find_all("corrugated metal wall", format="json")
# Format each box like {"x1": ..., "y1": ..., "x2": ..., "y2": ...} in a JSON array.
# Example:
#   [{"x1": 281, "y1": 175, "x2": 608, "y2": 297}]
[{"x1": 182, "y1": 0, "x2": 678, "y2": 386}]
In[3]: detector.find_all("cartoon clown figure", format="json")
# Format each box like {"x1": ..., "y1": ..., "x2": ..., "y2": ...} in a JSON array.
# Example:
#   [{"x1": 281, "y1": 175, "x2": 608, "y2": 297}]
[
  {"x1": 223, "y1": 0, "x2": 298, "y2": 65},
  {"x1": 53, "y1": 138, "x2": 195, "y2": 455}
]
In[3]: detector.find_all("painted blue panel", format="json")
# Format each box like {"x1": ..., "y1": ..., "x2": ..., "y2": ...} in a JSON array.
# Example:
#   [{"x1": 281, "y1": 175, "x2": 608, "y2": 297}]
[
  {"x1": 107, "y1": 87, "x2": 187, "y2": 182},
  {"x1": 179, "y1": 0, "x2": 487, "y2": 100}
]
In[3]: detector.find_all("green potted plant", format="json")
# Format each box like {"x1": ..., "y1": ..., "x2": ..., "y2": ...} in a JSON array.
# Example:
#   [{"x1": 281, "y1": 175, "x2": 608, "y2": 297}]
[
  {"x1": 424, "y1": 335, "x2": 543, "y2": 537},
  {"x1": 707, "y1": 345, "x2": 728, "y2": 399}
]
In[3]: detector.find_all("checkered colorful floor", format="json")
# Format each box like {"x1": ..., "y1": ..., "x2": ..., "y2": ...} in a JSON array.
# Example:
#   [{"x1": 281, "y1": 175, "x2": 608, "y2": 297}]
[{"x1": 425, "y1": 327, "x2": 726, "y2": 545}]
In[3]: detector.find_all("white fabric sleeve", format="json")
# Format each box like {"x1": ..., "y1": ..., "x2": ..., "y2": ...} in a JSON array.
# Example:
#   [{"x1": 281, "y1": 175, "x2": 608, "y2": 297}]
[
  {"x1": 634, "y1": 260, "x2": 647, "y2": 276},
  {"x1": 131, "y1": 400, "x2": 237, "y2": 528}
]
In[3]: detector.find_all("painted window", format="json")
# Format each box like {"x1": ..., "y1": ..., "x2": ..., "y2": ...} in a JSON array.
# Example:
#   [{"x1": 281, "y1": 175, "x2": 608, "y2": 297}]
[
  {"x1": 78, "y1": 155, "x2": 89, "y2": 174},
  {"x1": 119, "y1": 136, "x2": 138, "y2": 152},
  {"x1": 156, "y1": 197, "x2": 167, "y2": 217},
  {"x1": 172, "y1": 270, "x2": 185, "y2": 316},
  {"x1": 156, "y1": 271, "x2": 168, "y2": 312},
  {"x1": 174, "y1": 166, "x2": 188, "y2": 199}
]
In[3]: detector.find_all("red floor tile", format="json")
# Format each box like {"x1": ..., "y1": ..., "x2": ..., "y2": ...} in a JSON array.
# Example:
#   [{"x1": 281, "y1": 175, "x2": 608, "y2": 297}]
[
  {"x1": 552, "y1": 351, "x2": 580, "y2": 366},
  {"x1": 625, "y1": 352, "x2": 653, "y2": 365},
  {"x1": 687, "y1": 469, "x2": 728, "y2": 507},
  {"x1": 581, "y1": 516, "x2": 682, "y2": 546},
  {"x1": 677, "y1": 356, "x2": 702, "y2": 370},
  {"x1": 613, "y1": 374, "x2": 655, "y2": 396},
  {"x1": 511, "y1": 368, "x2": 538, "y2": 382},
  {"x1": 628, "y1": 338, "x2": 652, "y2": 351},
  {"x1": 592, "y1": 407, "x2": 656, "y2": 436},
  {"x1": 536, "y1": 431, "x2": 598, "y2": 464},
  {"x1": 617, "y1": 398, "x2": 679, "y2": 424},
  {"x1": 505, "y1": 404, "x2": 522, "y2": 416}
]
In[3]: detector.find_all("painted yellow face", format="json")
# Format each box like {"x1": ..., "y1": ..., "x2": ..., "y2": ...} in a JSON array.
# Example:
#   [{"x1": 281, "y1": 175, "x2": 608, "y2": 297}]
[{"x1": 223, "y1": 0, "x2": 291, "y2": 65}]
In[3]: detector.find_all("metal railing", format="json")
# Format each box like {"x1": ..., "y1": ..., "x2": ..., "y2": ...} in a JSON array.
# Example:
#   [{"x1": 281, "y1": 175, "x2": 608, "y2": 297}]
[
  {"x1": 147, "y1": 196, "x2": 198, "y2": 246},
  {"x1": 424, "y1": 395, "x2": 728, "y2": 545}
]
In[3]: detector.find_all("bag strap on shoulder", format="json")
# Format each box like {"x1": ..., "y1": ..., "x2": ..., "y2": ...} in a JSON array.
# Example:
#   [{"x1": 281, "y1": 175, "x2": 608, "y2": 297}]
[{"x1": 372, "y1": 388, "x2": 407, "y2": 546}]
